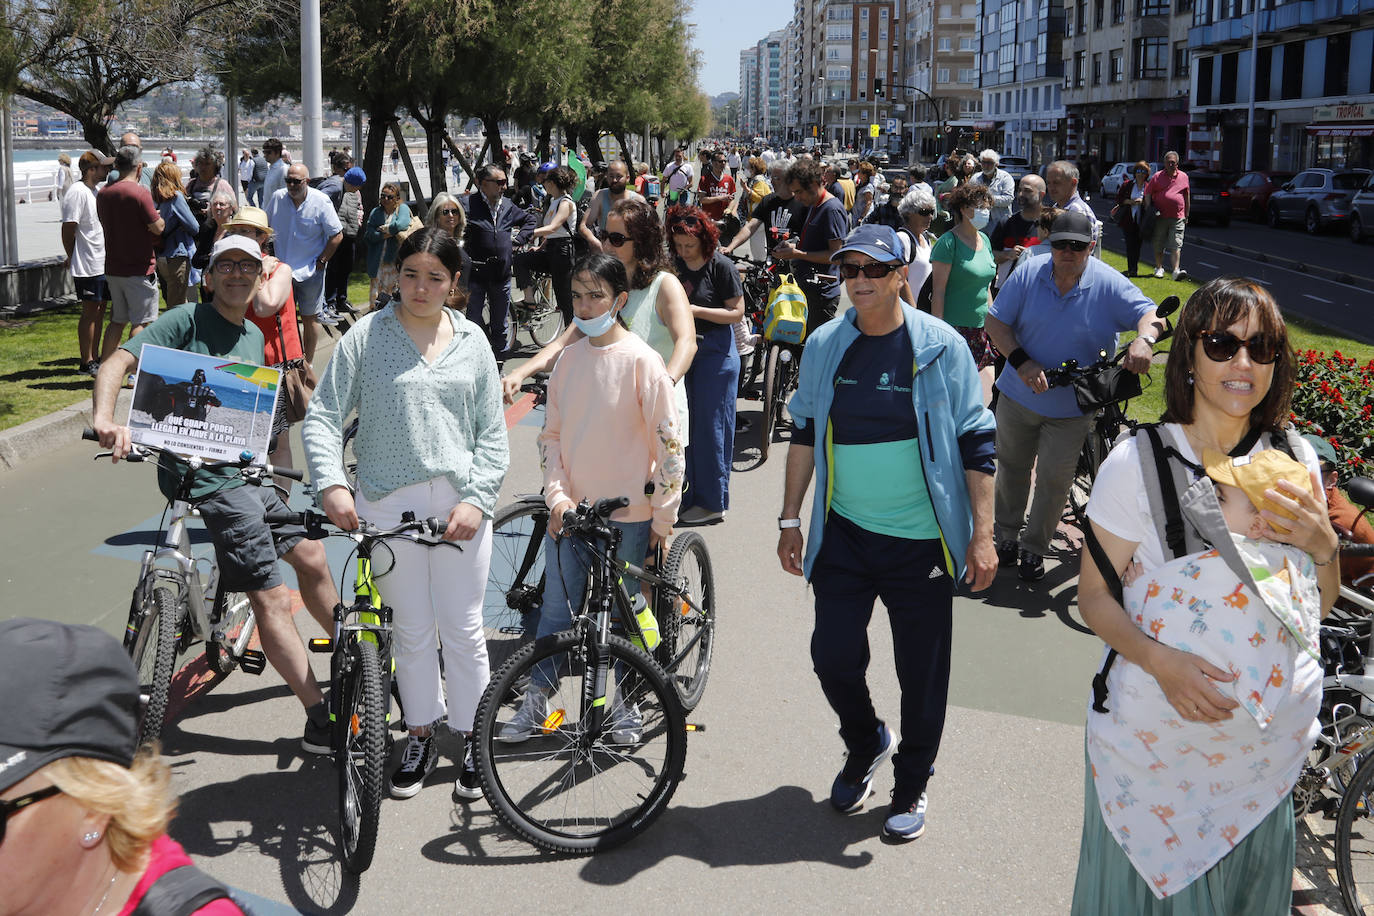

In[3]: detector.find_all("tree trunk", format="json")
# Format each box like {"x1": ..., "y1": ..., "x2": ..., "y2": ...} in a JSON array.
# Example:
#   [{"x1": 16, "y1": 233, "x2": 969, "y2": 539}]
[
  {"x1": 535, "y1": 120, "x2": 553, "y2": 162},
  {"x1": 79, "y1": 118, "x2": 115, "y2": 156},
  {"x1": 482, "y1": 117, "x2": 505, "y2": 170},
  {"x1": 580, "y1": 127, "x2": 604, "y2": 168},
  {"x1": 441, "y1": 132, "x2": 478, "y2": 189},
  {"x1": 424, "y1": 124, "x2": 447, "y2": 196},
  {"x1": 613, "y1": 130, "x2": 632, "y2": 163},
  {"x1": 388, "y1": 120, "x2": 428, "y2": 219},
  {"x1": 362, "y1": 112, "x2": 392, "y2": 213}
]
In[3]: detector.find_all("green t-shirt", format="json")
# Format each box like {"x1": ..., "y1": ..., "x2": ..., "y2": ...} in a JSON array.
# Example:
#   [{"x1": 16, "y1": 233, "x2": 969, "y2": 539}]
[
  {"x1": 121, "y1": 302, "x2": 267, "y2": 500},
  {"x1": 930, "y1": 230, "x2": 996, "y2": 329}
]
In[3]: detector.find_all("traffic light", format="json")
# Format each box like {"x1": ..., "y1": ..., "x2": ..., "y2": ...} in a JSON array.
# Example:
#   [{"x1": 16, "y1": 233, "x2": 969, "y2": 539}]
[{"x1": 874, "y1": 77, "x2": 884, "y2": 98}]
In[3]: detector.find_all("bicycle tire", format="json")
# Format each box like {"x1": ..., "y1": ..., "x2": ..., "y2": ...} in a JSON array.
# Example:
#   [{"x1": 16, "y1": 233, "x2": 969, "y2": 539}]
[
  {"x1": 336, "y1": 638, "x2": 386, "y2": 874},
  {"x1": 130, "y1": 586, "x2": 180, "y2": 746},
  {"x1": 737, "y1": 342, "x2": 762, "y2": 399},
  {"x1": 528, "y1": 279, "x2": 564, "y2": 346},
  {"x1": 657, "y1": 531, "x2": 716, "y2": 711},
  {"x1": 486, "y1": 498, "x2": 550, "y2": 672},
  {"x1": 1337, "y1": 751, "x2": 1374, "y2": 913},
  {"x1": 1066, "y1": 426, "x2": 1106, "y2": 528},
  {"x1": 342, "y1": 417, "x2": 360, "y2": 492},
  {"x1": 206, "y1": 588, "x2": 255, "y2": 676},
  {"x1": 474, "y1": 631, "x2": 687, "y2": 853},
  {"x1": 759, "y1": 343, "x2": 782, "y2": 462}
]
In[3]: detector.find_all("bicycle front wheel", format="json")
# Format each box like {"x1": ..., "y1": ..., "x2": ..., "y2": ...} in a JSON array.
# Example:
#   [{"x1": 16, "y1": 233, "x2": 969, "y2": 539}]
[
  {"x1": 130, "y1": 586, "x2": 180, "y2": 746},
  {"x1": 527, "y1": 279, "x2": 565, "y2": 346},
  {"x1": 336, "y1": 638, "x2": 386, "y2": 874},
  {"x1": 1066, "y1": 426, "x2": 1105, "y2": 528},
  {"x1": 485, "y1": 498, "x2": 549, "y2": 672},
  {"x1": 474, "y1": 631, "x2": 687, "y2": 853},
  {"x1": 759, "y1": 343, "x2": 782, "y2": 462},
  {"x1": 342, "y1": 417, "x2": 360, "y2": 492},
  {"x1": 1338, "y1": 752, "x2": 1374, "y2": 913},
  {"x1": 657, "y1": 531, "x2": 716, "y2": 711}
]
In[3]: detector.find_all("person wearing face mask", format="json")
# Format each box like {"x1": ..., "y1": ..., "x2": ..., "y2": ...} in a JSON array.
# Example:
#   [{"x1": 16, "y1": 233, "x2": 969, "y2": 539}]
[
  {"x1": 930, "y1": 183, "x2": 998, "y2": 396},
  {"x1": 500, "y1": 253, "x2": 684, "y2": 742},
  {"x1": 972, "y1": 150, "x2": 1015, "y2": 236}
]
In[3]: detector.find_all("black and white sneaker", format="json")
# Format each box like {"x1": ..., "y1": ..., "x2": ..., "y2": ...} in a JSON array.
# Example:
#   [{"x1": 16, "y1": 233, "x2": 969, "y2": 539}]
[
  {"x1": 452, "y1": 740, "x2": 483, "y2": 802},
  {"x1": 389, "y1": 733, "x2": 437, "y2": 799},
  {"x1": 301, "y1": 701, "x2": 333, "y2": 755}
]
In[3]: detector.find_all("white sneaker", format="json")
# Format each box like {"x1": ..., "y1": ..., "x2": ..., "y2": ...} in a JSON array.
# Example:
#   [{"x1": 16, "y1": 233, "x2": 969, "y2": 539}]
[
  {"x1": 316, "y1": 304, "x2": 340, "y2": 327},
  {"x1": 499, "y1": 687, "x2": 549, "y2": 743},
  {"x1": 1172, "y1": 268, "x2": 1188, "y2": 281},
  {"x1": 605, "y1": 697, "x2": 643, "y2": 744},
  {"x1": 1153, "y1": 267, "x2": 1165, "y2": 279}
]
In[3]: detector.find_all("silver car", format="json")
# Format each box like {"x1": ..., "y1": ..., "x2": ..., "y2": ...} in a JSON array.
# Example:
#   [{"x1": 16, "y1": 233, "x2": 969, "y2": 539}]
[
  {"x1": 1100, "y1": 161, "x2": 1160, "y2": 198},
  {"x1": 1347, "y1": 171, "x2": 1374, "y2": 242},
  {"x1": 1267, "y1": 168, "x2": 1370, "y2": 234}
]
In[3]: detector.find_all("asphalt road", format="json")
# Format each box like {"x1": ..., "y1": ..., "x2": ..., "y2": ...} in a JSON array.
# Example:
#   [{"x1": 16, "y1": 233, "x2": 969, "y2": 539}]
[{"x1": 1087, "y1": 196, "x2": 1374, "y2": 344}]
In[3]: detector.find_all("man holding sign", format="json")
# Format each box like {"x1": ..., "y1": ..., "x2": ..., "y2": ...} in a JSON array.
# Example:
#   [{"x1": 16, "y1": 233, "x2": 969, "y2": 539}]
[{"x1": 92, "y1": 236, "x2": 342, "y2": 754}]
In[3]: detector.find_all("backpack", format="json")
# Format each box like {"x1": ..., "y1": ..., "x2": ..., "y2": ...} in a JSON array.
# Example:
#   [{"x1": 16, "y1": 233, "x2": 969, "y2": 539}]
[
  {"x1": 1086, "y1": 422, "x2": 1306, "y2": 713},
  {"x1": 645, "y1": 175, "x2": 661, "y2": 199},
  {"x1": 762, "y1": 274, "x2": 808, "y2": 345},
  {"x1": 129, "y1": 863, "x2": 239, "y2": 916}
]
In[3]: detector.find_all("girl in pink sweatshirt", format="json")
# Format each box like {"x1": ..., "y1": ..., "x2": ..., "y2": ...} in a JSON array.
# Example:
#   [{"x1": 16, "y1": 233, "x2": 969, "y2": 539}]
[{"x1": 501, "y1": 253, "x2": 684, "y2": 741}]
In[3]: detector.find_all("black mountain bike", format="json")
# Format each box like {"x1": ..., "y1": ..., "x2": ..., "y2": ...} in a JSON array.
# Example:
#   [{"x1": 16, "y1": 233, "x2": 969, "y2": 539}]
[{"x1": 472, "y1": 497, "x2": 714, "y2": 853}]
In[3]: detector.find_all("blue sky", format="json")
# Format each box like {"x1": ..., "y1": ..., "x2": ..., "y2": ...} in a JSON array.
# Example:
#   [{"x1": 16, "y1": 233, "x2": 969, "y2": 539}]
[{"x1": 689, "y1": 0, "x2": 795, "y2": 96}]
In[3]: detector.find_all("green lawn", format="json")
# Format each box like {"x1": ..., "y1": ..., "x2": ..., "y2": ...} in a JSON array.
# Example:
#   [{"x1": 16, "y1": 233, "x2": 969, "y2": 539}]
[
  {"x1": 0, "y1": 274, "x2": 374, "y2": 432},
  {"x1": 1089, "y1": 248, "x2": 1374, "y2": 424}
]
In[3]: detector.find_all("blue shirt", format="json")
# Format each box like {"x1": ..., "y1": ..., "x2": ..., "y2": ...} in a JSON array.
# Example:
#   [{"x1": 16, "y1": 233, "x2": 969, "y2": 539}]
[
  {"x1": 262, "y1": 159, "x2": 288, "y2": 202},
  {"x1": 988, "y1": 252, "x2": 1154, "y2": 418},
  {"x1": 265, "y1": 187, "x2": 343, "y2": 281},
  {"x1": 797, "y1": 191, "x2": 849, "y2": 298}
]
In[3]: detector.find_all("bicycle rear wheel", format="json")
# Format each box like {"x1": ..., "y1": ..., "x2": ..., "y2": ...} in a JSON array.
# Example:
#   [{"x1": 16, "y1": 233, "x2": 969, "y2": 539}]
[
  {"x1": 205, "y1": 587, "x2": 255, "y2": 676},
  {"x1": 657, "y1": 532, "x2": 716, "y2": 711},
  {"x1": 1066, "y1": 425, "x2": 1106, "y2": 528},
  {"x1": 474, "y1": 631, "x2": 687, "y2": 853},
  {"x1": 130, "y1": 586, "x2": 180, "y2": 746},
  {"x1": 485, "y1": 498, "x2": 549, "y2": 672},
  {"x1": 1338, "y1": 752, "x2": 1374, "y2": 913},
  {"x1": 759, "y1": 344, "x2": 782, "y2": 462},
  {"x1": 527, "y1": 278, "x2": 564, "y2": 346},
  {"x1": 342, "y1": 417, "x2": 360, "y2": 492},
  {"x1": 336, "y1": 638, "x2": 386, "y2": 874}
]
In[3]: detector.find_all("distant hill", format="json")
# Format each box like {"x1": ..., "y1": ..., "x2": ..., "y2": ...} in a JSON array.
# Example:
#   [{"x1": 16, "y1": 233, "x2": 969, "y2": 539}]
[{"x1": 710, "y1": 92, "x2": 739, "y2": 109}]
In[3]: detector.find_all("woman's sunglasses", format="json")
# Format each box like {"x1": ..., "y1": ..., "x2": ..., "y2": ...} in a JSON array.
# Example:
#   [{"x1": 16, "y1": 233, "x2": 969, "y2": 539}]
[
  {"x1": 1, "y1": 784, "x2": 63, "y2": 845},
  {"x1": 913, "y1": 208, "x2": 935, "y2": 218},
  {"x1": 1050, "y1": 239, "x2": 1090, "y2": 252},
  {"x1": 669, "y1": 220, "x2": 700, "y2": 235},
  {"x1": 1199, "y1": 331, "x2": 1280, "y2": 364},
  {"x1": 438, "y1": 208, "x2": 460, "y2": 217},
  {"x1": 838, "y1": 261, "x2": 900, "y2": 279},
  {"x1": 601, "y1": 231, "x2": 631, "y2": 246},
  {"x1": 380, "y1": 194, "x2": 398, "y2": 201}
]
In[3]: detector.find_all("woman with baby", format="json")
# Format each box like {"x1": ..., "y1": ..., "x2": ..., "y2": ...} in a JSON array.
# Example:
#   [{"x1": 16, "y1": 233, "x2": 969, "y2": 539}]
[{"x1": 1071, "y1": 277, "x2": 1341, "y2": 913}]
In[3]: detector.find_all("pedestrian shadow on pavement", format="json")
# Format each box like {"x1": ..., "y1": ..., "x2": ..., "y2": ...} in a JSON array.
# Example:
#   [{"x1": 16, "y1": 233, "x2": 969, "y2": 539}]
[
  {"x1": 173, "y1": 765, "x2": 361, "y2": 915},
  {"x1": 977, "y1": 558, "x2": 1094, "y2": 638}
]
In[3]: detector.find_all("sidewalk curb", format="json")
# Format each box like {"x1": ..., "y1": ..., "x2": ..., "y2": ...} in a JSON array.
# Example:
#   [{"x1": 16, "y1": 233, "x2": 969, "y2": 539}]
[{"x1": 0, "y1": 389, "x2": 131, "y2": 472}]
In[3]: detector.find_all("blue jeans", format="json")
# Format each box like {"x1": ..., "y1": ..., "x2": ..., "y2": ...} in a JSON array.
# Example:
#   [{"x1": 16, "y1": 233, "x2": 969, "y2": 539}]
[
  {"x1": 532, "y1": 518, "x2": 652, "y2": 689},
  {"x1": 682, "y1": 325, "x2": 739, "y2": 512}
]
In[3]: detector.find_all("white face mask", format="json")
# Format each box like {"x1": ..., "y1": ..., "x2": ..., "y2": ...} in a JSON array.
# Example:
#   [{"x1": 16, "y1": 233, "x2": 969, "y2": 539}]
[
  {"x1": 573, "y1": 306, "x2": 619, "y2": 337},
  {"x1": 970, "y1": 208, "x2": 991, "y2": 230}
]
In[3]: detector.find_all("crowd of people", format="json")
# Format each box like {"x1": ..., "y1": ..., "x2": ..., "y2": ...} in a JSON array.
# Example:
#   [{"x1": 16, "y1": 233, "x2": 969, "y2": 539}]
[{"x1": 42, "y1": 134, "x2": 1369, "y2": 914}]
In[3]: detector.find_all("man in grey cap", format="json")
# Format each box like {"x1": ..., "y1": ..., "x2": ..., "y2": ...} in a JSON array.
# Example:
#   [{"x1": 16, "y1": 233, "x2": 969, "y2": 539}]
[
  {"x1": 91, "y1": 236, "x2": 341, "y2": 754},
  {"x1": 984, "y1": 209, "x2": 1165, "y2": 581}
]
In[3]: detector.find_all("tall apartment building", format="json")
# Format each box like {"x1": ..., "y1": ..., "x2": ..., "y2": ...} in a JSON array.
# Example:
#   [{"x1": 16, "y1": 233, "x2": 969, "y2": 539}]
[
  {"x1": 901, "y1": 0, "x2": 985, "y2": 156},
  {"x1": 1187, "y1": 1, "x2": 1374, "y2": 171},
  {"x1": 1061, "y1": 0, "x2": 1192, "y2": 183},
  {"x1": 740, "y1": 48, "x2": 761, "y2": 137},
  {"x1": 978, "y1": 0, "x2": 1067, "y2": 168},
  {"x1": 739, "y1": 31, "x2": 789, "y2": 141}
]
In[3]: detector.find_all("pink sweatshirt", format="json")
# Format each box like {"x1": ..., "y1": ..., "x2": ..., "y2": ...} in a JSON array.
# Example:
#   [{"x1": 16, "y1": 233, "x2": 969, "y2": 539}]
[{"x1": 539, "y1": 334, "x2": 684, "y2": 535}]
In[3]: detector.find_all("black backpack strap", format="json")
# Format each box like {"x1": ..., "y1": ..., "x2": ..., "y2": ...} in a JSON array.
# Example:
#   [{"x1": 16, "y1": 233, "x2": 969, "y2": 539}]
[
  {"x1": 1084, "y1": 520, "x2": 1125, "y2": 714},
  {"x1": 1142, "y1": 425, "x2": 1188, "y2": 558},
  {"x1": 130, "y1": 863, "x2": 234, "y2": 916}
]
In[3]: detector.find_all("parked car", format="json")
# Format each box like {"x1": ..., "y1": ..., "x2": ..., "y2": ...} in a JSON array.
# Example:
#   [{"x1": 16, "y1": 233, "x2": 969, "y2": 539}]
[
  {"x1": 1267, "y1": 168, "x2": 1370, "y2": 234},
  {"x1": 1347, "y1": 172, "x2": 1374, "y2": 242},
  {"x1": 1100, "y1": 161, "x2": 1159, "y2": 198},
  {"x1": 999, "y1": 156, "x2": 1032, "y2": 181},
  {"x1": 1226, "y1": 170, "x2": 1296, "y2": 222},
  {"x1": 1184, "y1": 172, "x2": 1231, "y2": 226},
  {"x1": 860, "y1": 147, "x2": 891, "y2": 166}
]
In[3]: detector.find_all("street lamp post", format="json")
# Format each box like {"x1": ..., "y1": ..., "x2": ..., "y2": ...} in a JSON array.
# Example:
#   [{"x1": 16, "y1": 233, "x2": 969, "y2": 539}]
[{"x1": 889, "y1": 82, "x2": 941, "y2": 156}]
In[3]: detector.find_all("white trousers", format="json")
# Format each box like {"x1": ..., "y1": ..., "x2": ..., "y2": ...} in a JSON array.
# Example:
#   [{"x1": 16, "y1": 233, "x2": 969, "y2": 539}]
[{"x1": 355, "y1": 478, "x2": 491, "y2": 732}]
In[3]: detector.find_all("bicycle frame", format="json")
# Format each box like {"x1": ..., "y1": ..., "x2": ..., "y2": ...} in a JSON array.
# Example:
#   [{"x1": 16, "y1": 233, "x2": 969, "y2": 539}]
[
  {"x1": 128, "y1": 498, "x2": 220, "y2": 653},
  {"x1": 315, "y1": 532, "x2": 395, "y2": 728},
  {"x1": 1307, "y1": 585, "x2": 1374, "y2": 791}
]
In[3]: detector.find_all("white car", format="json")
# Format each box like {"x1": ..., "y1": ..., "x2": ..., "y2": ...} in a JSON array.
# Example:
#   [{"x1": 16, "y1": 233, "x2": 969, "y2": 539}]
[{"x1": 1100, "y1": 161, "x2": 1159, "y2": 198}]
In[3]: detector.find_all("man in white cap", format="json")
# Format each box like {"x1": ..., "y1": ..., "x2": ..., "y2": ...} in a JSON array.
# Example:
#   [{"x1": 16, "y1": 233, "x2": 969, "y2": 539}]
[{"x1": 92, "y1": 236, "x2": 341, "y2": 755}]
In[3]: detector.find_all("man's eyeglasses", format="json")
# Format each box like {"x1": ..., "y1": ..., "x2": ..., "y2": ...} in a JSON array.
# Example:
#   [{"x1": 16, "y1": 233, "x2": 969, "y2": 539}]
[
  {"x1": 838, "y1": 261, "x2": 900, "y2": 279},
  {"x1": 284, "y1": 177, "x2": 305, "y2": 186},
  {"x1": 438, "y1": 208, "x2": 460, "y2": 217},
  {"x1": 480, "y1": 178, "x2": 503, "y2": 185},
  {"x1": 212, "y1": 258, "x2": 262, "y2": 275},
  {"x1": 1050, "y1": 239, "x2": 1090, "y2": 252},
  {"x1": 1, "y1": 784, "x2": 63, "y2": 844},
  {"x1": 1199, "y1": 331, "x2": 1280, "y2": 364}
]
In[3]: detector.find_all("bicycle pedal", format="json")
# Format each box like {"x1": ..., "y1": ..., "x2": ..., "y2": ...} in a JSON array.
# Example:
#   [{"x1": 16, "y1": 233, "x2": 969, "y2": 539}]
[
  {"x1": 308, "y1": 637, "x2": 334, "y2": 653},
  {"x1": 239, "y1": 649, "x2": 268, "y2": 675},
  {"x1": 686, "y1": 723, "x2": 705, "y2": 732}
]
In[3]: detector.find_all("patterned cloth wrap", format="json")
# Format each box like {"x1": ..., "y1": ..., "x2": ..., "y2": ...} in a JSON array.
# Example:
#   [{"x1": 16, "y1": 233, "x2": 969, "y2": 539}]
[{"x1": 1087, "y1": 533, "x2": 1322, "y2": 899}]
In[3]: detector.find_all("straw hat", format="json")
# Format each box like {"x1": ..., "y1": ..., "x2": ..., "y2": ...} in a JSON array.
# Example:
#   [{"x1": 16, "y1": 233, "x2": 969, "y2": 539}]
[{"x1": 222, "y1": 206, "x2": 273, "y2": 237}]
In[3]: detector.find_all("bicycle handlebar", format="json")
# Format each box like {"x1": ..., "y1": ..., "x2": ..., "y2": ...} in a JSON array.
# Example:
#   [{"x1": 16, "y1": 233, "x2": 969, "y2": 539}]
[
  {"x1": 82, "y1": 428, "x2": 304, "y2": 480},
  {"x1": 264, "y1": 508, "x2": 456, "y2": 546},
  {"x1": 560, "y1": 496, "x2": 632, "y2": 536}
]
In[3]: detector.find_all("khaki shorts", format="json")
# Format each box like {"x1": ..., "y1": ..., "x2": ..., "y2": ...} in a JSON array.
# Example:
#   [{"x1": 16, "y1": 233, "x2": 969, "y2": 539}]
[
  {"x1": 107, "y1": 274, "x2": 160, "y2": 325},
  {"x1": 1152, "y1": 216, "x2": 1186, "y2": 254}
]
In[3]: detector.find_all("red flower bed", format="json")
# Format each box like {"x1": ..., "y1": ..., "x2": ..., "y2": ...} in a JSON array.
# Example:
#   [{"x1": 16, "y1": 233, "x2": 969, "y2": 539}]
[{"x1": 1291, "y1": 349, "x2": 1374, "y2": 480}]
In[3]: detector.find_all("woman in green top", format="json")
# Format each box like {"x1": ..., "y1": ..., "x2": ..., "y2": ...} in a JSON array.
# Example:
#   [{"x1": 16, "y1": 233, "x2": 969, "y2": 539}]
[
  {"x1": 302, "y1": 227, "x2": 509, "y2": 803},
  {"x1": 501, "y1": 197, "x2": 696, "y2": 441},
  {"x1": 930, "y1": 182, "x2": 998, "y2": 394}
]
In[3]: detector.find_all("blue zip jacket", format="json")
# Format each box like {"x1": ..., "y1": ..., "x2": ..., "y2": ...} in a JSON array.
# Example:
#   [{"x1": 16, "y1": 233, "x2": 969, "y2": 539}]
[
  {"x1": 787, "y1": 304, "x2": 996, "y2": 581},
  {"x1": 156, "y1": 193, "x2": 198, "y2": 260}
]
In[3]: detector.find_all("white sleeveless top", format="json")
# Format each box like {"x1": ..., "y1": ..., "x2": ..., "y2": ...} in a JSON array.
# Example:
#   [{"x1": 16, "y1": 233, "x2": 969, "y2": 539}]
[{"x1": 622, "y1": 270, "x2": 689, "y2": 446}]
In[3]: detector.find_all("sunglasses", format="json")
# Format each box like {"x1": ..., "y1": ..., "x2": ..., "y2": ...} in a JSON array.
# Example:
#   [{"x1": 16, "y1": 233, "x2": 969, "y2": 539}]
[
  {"x1": 839, "y1": 261, "x2": 900, "y2": 279},
  {"x1": 1050, "y1": 239, "x2": 1090, "y2": 252},
  {"x1": 603, "y1": 231, "x2": 631, "y2": 246},
  {"x1": 213, "y1": 258, "x2": 262, "y2": 275},
  {"x1": 380, "y1": 194, "x2": 398, "y2": 201},
  {"x1": 1, "y1": 784, "x2": 63, "y2": 844},
  {"x1": 438, "y1": 208, "x2": 460, "y2": 217},
  {"x1": 284, "y1": 177, "x2": 305, "y2": 186},
  {"x1": 1199, "y1": 331, "x2": 1281, "y2": 364},
  {"x1": 914, "y1": 208, "x2": 935, "y2": 217}
]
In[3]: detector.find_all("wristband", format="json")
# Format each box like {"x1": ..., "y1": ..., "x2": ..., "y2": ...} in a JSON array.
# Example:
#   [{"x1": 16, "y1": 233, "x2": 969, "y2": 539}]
[
  {"x1": 1008, "y1": 348, "x2": 1031, "y2": 370},
  {"x1": 778, "y1": 517, "x2": 802, "y2": 530}
]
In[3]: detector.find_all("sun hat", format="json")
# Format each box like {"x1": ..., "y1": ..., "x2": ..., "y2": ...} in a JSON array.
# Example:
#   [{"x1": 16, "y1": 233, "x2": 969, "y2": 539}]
[
  {"x1": 221, "y1": 206, "x2": 272, "y2": 237},
  {"x1": 1203, "y1": 447, "x2": 1314, "y2": 532}
]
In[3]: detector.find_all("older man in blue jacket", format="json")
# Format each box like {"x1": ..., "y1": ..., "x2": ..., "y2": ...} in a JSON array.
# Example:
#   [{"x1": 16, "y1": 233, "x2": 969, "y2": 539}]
[
  {"x1": 777, "y1": 224, "x2": 997, "y2": 843},
  {"x1": 462, "y1": 164, "x2": 538, "y2": 356}
]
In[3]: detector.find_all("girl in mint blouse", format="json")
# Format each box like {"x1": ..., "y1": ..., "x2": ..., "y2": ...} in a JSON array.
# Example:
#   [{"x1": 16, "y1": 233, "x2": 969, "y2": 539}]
[{"x1": 302, "y1": 227, "x2": 509, "y2": 802}]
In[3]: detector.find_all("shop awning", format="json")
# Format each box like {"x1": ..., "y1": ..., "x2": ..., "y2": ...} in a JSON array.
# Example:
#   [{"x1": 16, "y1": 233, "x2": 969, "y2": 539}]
[{"x1": 1306, "y1": 125, "x2": 1374, "y2": 137}]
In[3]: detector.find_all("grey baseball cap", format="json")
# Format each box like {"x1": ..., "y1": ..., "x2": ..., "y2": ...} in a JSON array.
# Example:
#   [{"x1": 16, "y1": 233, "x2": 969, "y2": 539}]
[{"x1": 0, "y1": 618, "x2": 139, "y2": 791}]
